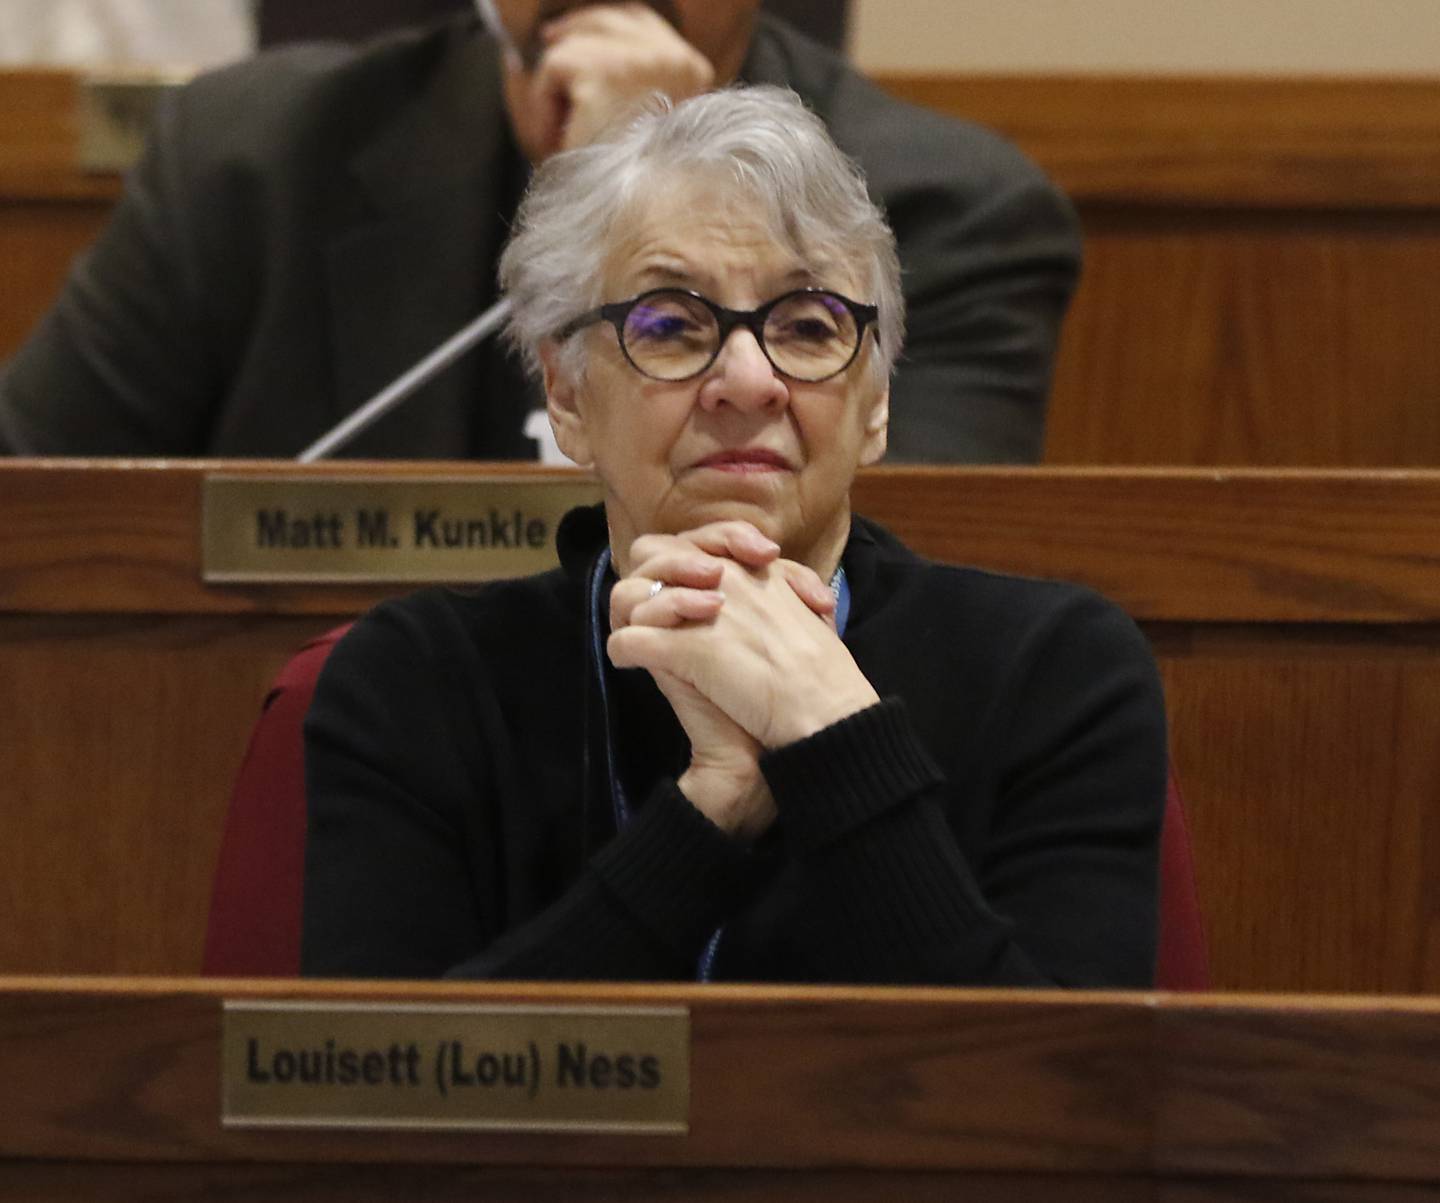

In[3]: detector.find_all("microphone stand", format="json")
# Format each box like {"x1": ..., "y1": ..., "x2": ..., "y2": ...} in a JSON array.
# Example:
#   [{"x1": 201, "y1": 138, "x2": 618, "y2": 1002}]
[{"x1": 296, "y1": 297, "x2": 514, "y2": 463}]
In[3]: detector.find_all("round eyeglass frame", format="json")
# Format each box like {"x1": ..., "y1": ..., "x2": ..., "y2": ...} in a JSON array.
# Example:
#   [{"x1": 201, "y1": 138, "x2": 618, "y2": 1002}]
[{"x1": 557, "y1": 287, "x2": 881, "y2": 383}]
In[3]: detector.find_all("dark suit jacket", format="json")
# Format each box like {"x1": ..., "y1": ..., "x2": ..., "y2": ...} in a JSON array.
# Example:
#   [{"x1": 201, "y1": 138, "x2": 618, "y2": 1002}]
[{"x1": 0, "y1": 15, "x2": 1080, "y2": 461}]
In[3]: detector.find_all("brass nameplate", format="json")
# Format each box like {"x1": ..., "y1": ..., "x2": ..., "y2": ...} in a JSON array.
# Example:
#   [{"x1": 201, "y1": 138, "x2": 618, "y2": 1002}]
[
  {"x1": 202, "y1": 475, "x2": 602, "y2": 583},
  {"x1": 78, "y1": 72, "x2": 187, "y2": 173},
  {"x1": 222, "y1": 1001, "x2": 689, "y2": 1133}
]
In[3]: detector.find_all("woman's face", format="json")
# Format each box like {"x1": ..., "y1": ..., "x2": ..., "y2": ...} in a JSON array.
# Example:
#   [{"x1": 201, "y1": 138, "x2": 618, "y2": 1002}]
[{"x1": 543, "y1": 186, "x2": 889, "y2": 576}]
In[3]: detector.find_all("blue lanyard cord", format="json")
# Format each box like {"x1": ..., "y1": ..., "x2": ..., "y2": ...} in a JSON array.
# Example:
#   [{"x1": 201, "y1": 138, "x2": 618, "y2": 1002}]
[
  {"x1": 832, "y1": 566, "x2": 850, "y2": 637},
  {"x1": 588, "y1": 549, "x2": 851, "y2": 982},
  {"x1": 587, "y1": 547, "x2": 629, "y2": 832}
]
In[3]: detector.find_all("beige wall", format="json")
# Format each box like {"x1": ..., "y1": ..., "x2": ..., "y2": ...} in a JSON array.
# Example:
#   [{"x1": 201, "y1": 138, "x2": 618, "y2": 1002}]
[
  {"x1": 0, "y1": 0, "x2": 254, "y2": 68},
  {"x1": 850, "y1": 0, "x2": 1440, "y2": 75}
]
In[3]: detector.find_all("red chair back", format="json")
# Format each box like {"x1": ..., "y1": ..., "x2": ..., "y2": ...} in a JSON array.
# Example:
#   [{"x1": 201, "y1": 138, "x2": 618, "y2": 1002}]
[
  {"x1": 1154, "y1": 774, "x2": 1210, "y2": 989},
  {"x1": 203, "y1": 625, "x2": 351, "y2": 977},
  {"x1": 205, "y1": 627, "x2": 1210, "y2": 988}
]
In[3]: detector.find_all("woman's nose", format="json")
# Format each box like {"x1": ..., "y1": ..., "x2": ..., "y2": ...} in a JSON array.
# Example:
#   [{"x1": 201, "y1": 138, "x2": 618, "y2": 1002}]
[{"x1": 699, "y1": 328, "x2": 789, "y2": 412}]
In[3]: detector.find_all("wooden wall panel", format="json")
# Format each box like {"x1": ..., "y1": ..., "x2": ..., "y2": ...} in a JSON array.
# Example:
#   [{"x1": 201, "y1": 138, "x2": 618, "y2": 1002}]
[
  {"x1": 873, "y1": 75, "x2": 1440, "y2": 211},
  {"x1": 0, "y1": 72, "x2": 118, "y2": 198},
  {"x1": 0, "y1": 71, "x2": 117, "y2": 360},
  {"x1": 1046, "y1": 211, "x2": 1440, "y2": 466},
  {"x1": 871, "y1": 73, "x2": 1440, "y2": 467}
]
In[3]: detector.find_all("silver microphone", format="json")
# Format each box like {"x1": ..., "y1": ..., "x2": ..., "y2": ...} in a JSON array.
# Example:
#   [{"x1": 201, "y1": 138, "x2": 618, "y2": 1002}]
[{"x1": 296, "y1": 297, "x2": 513, "y2": 463}]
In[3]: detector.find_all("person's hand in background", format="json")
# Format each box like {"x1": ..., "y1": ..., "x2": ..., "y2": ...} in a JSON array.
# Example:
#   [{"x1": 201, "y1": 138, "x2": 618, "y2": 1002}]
[{"x1": 501, "y1": 2, "x2": 713, "y2": 159}]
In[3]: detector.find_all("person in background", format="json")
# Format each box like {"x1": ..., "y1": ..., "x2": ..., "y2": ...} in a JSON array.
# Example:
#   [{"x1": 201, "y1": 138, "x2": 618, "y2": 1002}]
[
  {"x1": 0, "y1": 1, "x2": 1080, "y2": 463},
  {"x1": 256, "y1": 0, "x2": 849, "y2": 53},
  {"x1": 302, "y1": 87, "x2": 1163, "y2": 985}
]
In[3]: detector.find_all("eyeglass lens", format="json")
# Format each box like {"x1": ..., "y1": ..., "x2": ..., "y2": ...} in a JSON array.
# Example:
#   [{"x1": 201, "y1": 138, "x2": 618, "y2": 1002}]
[{"x1": 621, "y1": 291, "x2": 861, "y2": 382}]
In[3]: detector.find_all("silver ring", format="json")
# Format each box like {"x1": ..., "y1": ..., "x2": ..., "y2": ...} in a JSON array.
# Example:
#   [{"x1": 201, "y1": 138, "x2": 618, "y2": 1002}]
[{"x1": 647, "y1": 580, "x2": 665, "y2": 600}]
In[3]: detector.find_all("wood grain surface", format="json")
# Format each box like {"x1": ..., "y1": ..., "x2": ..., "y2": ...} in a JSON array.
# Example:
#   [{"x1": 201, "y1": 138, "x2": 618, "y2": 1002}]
[
  {"x1": 0, "y1": 614, "x2": 337, "y2": 973},
  {"x1": 0, "y1": 71, "x2": 121, "y2": 360},
  {"x1": 0, "y1": 1164, "x2": 1156, "y2": 1203},
  {"x1": 1044, "y1": 211, "x2": 1440, "y2": 467},
  {"x1": 871, "y1": 75, "x2": 1440, "y2": 210},
  {"x1": 1158, "y1": 1002, "x2": 1440, "y2": 1181},
  {"x1": 5, "y1": 980, "x2": 1440, "y2": 1196},
  {"x1": 874, "y1": 75, "x2": 1440, "y2": 467},
  {"x1": 2, "y1": 1169, "x2": 1434, "y2": 1203},
  {"x1": 1155, "y1": 626, "x2": 1440, "y2": 994},
  {"x1": 0, "y1": 203, "x2": 112, "y2": 357},
  {"x1": 6, "y1": 462, "x2": 1440, "y2": 622},
  {"x1": 0, "y1": 981, "x2": 1152, "y2": 1172},
  {"x1": 0, "y1": 71, "x2": 122, "y2": 202},
  {"x1": 0, "y1": 72, "x2": 117, "y2": 358}
]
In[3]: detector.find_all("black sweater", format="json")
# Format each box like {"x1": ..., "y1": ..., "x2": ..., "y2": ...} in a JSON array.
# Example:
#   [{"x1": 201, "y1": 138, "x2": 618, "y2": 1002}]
[{"x1": 303, "y1": 506, "x2": 1166, "y2": 986}]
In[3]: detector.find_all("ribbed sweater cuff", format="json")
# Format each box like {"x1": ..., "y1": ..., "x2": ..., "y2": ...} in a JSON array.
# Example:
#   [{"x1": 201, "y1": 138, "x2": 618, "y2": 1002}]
[
  {"x1": 590, "y1": 781, "x2": 754, "y2": 962},
  {"x1": 761, "y1": 698, "x2": 944, "y2": 854}
]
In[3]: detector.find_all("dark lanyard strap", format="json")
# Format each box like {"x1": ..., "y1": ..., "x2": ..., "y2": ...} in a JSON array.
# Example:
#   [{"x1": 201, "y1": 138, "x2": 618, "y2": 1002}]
[{"x1": 587, "y1": 547, "x2": 851, "y2": 980}]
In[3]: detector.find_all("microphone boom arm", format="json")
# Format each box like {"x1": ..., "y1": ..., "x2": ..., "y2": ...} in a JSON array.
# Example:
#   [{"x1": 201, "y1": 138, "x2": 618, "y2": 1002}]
[{"x1": 297, "y1": 297, "x2": 514, "y2": 463}]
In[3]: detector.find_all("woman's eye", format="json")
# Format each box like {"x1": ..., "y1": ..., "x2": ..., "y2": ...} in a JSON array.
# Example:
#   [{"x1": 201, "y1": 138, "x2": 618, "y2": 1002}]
[
  {"x1": 632, "y1": 316, "x2": 678, "y2": 339},
  {"x1": 629, "y1": 313, "x2": 696, "y2": 341},
  {"x1": 778, "y1": 318, "x2": 839, "y2": 343}
]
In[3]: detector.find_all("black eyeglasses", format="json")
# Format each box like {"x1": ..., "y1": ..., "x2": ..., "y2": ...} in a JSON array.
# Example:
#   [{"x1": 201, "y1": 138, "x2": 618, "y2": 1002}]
[{"x1": 557, "y1": 288, "x2": 880, "y2": 383}]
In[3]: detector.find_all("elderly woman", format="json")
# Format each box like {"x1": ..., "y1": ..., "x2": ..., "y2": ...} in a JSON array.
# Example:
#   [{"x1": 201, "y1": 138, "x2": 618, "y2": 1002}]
[{"x1": 303, "y1": 86, "x2": 1165, "y2": 985}]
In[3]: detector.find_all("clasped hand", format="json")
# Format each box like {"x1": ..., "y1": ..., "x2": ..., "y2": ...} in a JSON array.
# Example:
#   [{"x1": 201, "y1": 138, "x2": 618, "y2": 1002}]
[{"x1": 608, "y1": 522, "x2": 879, "y2": 839}]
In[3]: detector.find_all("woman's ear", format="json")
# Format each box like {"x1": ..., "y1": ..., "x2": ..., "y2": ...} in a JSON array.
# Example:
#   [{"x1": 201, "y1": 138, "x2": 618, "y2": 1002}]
[
  {"x1": 859, "y1": 384, "x2": 889, "y2": 466},
  {"x1": 540, "y1": 342, "x2": 594, "y2": 468}
]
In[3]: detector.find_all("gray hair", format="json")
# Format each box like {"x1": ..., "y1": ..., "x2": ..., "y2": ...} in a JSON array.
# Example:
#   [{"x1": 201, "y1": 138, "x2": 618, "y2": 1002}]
[{"x1": 498, "y1": 85, "x2": 904, "y2": 385}]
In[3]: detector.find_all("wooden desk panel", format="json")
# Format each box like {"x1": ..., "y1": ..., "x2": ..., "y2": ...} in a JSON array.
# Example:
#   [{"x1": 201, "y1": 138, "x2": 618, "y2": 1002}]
[
  {"x1": 1155, "y1": 626, "x2": 1440, "y2": 994},
  {"x1": 5, "y1": 980, "x2": 1440, "y2": 1198},
  {"x1": 0, "y1": 614, "x2": 335, "y2": 974},
  {"x1": 3, "y1": 463, "x2": 1440, "y2": 995},
  {"x1": 0, "y1": 1165, "x2": 1156, "y2": 1203},
  {"x1": 10, "y1": 462, "x2": 1440, "y2": 621},
  {"x1": 0, "y1": 980, "x2": 1155, "y2": 1173}
]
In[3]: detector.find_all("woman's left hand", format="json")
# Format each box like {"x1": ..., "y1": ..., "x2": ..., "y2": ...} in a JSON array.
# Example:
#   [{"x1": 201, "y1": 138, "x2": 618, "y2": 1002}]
[{"x1": 610, "y1": 528, "x2": 879, "y2": 750}]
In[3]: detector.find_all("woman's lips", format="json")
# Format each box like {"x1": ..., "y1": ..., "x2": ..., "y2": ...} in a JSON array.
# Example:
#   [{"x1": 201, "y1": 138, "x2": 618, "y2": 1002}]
[{"x1": 692, "y1": 449, "x2": 794, "y2": 473}]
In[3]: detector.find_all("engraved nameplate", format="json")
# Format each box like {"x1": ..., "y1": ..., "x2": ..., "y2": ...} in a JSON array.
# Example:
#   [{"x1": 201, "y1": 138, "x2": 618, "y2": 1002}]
[
  {"x1": 202, "y1": 474, "x2": 602, "y2": 583},
  {"x1": 78, "y1": 72, "x2": 186, "y2": 173},
  {"x1": 222, "y1": 1001, "x2": 689, "y2": 1133}
]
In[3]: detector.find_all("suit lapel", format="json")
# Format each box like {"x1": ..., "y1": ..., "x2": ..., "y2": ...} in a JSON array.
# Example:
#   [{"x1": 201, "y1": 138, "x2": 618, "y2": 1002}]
[{"x1": 325, "y1": 23, "x2": 521, "y2": 456}]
